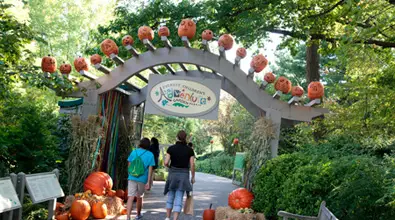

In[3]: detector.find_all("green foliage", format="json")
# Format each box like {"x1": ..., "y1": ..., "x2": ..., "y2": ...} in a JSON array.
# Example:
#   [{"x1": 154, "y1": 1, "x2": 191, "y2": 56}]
[
  {"x1": 22, "y1": 197, "x2": 47, "y2": 220},
  {"x1": 196, "y1": 152, "x2": 235, "y2": 179},
  {"x1": 253, "y1": 135, "x2": 395, "y2": 219}
]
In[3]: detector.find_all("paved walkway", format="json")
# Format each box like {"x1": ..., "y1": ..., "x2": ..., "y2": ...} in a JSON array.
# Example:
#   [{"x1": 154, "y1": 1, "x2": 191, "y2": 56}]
[{"x1": 110, "y1": 172, "x2": 237, "y2": 220}]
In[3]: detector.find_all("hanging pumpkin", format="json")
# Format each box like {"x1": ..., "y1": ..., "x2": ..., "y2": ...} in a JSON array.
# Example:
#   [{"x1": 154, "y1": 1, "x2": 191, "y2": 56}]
[
  {"x1": 83, "y1": 172, "x2": 113, "y2": 196},
  {"x1": 73, "y1": 57, "x2": 89, "y2": 72},
  {"x1": 100, "y1": 39, "x2": 119, "y2": 57},
  {"x1": 92, "y1": 202, "x2": 108, "y2": 219},
  {"x1": 250, "y1": 54, "x2": 268, "y2": 73},
  {"x1": 274, "y1": 76, "x2": 292, "y2": 94},
  {"x1": 218, "y1": 34, "x2": 234, "y2": 50},
  {"x1": 210, "y1": 140, "x2": 214, "y2": 144},
  {"x1": 307, "y1": 81, "x2": 324, "y2": 100},
  {"x1": 158, "y1": 26, "x2": 170, "y2": 37},
  {"x1": 122, "y1": 35, "x2": 134, "y2": 46},
  {"x1": 228, "y1": 188, "x2": 254, "y2": 209},
  {"x1": 70, "y1": 200, "x2": 91, "y2": 220},
  {"x1": 202, "y1": 29, "x2": 214, "y2": 41},
  {"x1": 264, "y1": 72, "x2": 276, "y2": 83},
  {"x1": 236, "y1": 48, "x2": 247, "y2": 58},
  {"x1": 291, "y1": 86, "x2": 304, "y2": 97},
  {"x1": 138, "y1": 26, "x2": 154, "y2": 41},
  {"x1": 59, "y1": 62, "x2": 72, "y2": 75},
  {"x1": 116, "y1": 189, "x2": 125, "y2": 199},
  {"x1": 107, "y1": 189, "x2": 116, "y2": 197},
  {"x1": 90, "y1": 54, "x2": 102, "y2": 65},
  {"x1": 41, "y1": 55, "x2": 57, "y2": 73},
  {"x1": 203, "y1": 204, "x2": 215, "y2": 220},
  {"x1": 233, "y1": 138, "x2": 239, "y2": 145},
  {"x1": 55, "y1": 212, "x2": 69, "y2": 220},
  {"x1": 178, "y1": 19, "x2": 196, "y2": 39}
]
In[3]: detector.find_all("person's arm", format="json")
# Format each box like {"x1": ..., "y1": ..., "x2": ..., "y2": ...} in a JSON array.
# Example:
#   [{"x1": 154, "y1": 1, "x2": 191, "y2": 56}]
[
  {"x1": 164, "y1": 153, "x2": 171, "y2": 167},
  {"x1": 147, "y1": 166, "x2": 153, "y2": 189},
  {"x1": 190, "y1": 156, "x2": 195, "y2": 184}
]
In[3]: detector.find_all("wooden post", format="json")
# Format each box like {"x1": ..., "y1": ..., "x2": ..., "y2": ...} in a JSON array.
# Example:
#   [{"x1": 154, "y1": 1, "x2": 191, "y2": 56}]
[
  {"x1": 266, "y1": 109, "x2": 281, "y2": 158},
  {"x1": 13, "y1": 173, "x2": 25, "y2": 220},
  {"x1": 47, "y1": 169, "x2": 60, "y2": 220}
]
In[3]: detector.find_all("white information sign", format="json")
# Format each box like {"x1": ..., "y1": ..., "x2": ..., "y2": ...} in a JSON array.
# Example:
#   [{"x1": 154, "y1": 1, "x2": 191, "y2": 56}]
[
  {"x1": 0, "y1": 177, "x2": 21, "y2": 213},
  {"x1": 25, "y1": 173, "x2": 64, "y2": 204}
]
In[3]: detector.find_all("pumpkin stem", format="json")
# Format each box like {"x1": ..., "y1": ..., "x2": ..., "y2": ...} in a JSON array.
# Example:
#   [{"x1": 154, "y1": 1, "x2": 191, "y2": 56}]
[{"x1": 209, "y1": 203, "x2": 212, "y2": 209}]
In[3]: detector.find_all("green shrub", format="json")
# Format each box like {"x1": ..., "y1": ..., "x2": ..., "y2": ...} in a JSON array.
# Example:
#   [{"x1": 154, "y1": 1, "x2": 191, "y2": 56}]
[
  {"x1": 196, "y1": 152, "x2": 234, "y2": 178},
  {"x1": 196, "y1": 150, "x2": 223, "y2": 161},
  {"x1": 253, "y1": 152, "x2": 395, "y2": 220}
]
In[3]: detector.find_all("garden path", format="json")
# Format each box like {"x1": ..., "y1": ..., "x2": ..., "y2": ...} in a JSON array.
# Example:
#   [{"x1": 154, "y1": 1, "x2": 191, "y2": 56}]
[{"x1": 108, "y1": 172, "x2": 237, "y2": 220}]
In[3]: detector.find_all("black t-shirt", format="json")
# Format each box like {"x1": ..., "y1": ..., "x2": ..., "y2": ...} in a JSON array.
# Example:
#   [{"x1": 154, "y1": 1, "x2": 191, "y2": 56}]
[{"x1": 167, "y1": 142, "x2": 195, "y2": 168}]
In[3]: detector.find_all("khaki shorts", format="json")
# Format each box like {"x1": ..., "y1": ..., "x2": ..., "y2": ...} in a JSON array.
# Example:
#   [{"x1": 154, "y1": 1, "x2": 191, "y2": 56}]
[{"x1": 128, "y1": 180, "x2": 145, "y2": 197}]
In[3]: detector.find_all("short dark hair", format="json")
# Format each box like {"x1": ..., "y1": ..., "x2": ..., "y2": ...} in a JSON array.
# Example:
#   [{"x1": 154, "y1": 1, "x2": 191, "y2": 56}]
[
  {"x1": 139, "y1": 138, "x2": 151, "y2": 149},
  {"x1": 177, "y1": 130, "x2": 187, "y2": 144},
  {"x1": 187, "y1": 142, "x2": 193, "y2": 148},
  {"x1": 151, "y1": 137, "x2": 159, "y2": 145}
]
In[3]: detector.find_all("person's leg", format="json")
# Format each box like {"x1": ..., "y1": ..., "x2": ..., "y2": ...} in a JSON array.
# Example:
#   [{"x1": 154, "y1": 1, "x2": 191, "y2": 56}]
[
  {"x1": 136, "y1": 196, "x2": 143, "y2": 217},
  {"x1": 166, "y1": 191, "x2": 175, "y2": 218},
  {"x1": 135, "y1": 182, "x2": 145, "y2": 219},
  {"x1": 126, "y1": 181, "x2": 138, "y2": 220},
  {"x1": 172, "y1": 190, "x2": 185, "y2": 220}
]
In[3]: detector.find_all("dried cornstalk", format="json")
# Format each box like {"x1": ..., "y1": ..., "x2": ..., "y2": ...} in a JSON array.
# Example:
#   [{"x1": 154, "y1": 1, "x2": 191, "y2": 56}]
[{"x1": 244, "y1": 117, "x2": 276, "y2": 190}]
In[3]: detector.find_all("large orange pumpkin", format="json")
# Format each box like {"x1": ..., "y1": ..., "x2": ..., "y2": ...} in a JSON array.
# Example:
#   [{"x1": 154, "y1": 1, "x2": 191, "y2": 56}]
[
  {"x1": 101, "y1": 39, "x2": 119, "y2": 57},
  {"x1": 158, "y1": 26, "x2": 170, "y2": 37},
  {"x1": 55, "y1": 212, "x2": 69, "y2": 220},
  {"x1": 250, "y1": 54, "x2": 268, "y2": 73},
  {"x1": 203, "y1": 204, "x2": 215, "y2": 220},
  {"x1": 274, "y1": 76, "x2": 292, "y2": 94},
  {"x1": 236, "y1": 48, "x2": 247, "y2": 58},
  {"x1": 228, "y1": 188, "x2": 254, "y2": 209},
  {"x1": 291, "y1": 86, "x2": 304, "y2": 97},
  {"x1": 90, "y1": 54, "x2": 102, "y2": 65},
  {"x1": 70, "y1": 200, "x2": 91, "y2": 220},
  {"x1": 138, "y1": 26, "x2": 154, "y2": 41},
  {"x1": 202, "y1": 29, "x2": 213, "y2": 41},
  {"x1": 92, "y1": 202, "x2": 108, "y2": 219},
  {"x1": 264, "y1": 72, "x2": 276, "y2": 83},
  {"x1": 122, "y1": 35, "x2": 134, "y2": 46},
  {"x1": 83, "y1": 172, "x2": 113, "y2": 196},
  {"x1": 178, "y1": 19, "x2": 196, "y2": 39},
  {"x1": 218, "y1": 34, "x2": 234, "y2": 50},
  {"x1": 307, "y1": 81, "x2": 324, "y2": 99},
  {"x1": 73, "y1": 57, "x2": 89, "y2": 72},
  {"x1": 116, "y1": 189, "x2": 125, "y2": 199},
  {"x1": 41, "y1": 55, "x2": 57, "y2": 73},
  {"x1": 59, "y1": 63, "x2": 72, "y2": 75}
]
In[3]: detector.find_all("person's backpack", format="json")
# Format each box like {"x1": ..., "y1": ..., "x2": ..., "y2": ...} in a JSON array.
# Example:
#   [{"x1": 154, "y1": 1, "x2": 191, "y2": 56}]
[{"x1": 128, "y1": 150, "x2": 147, "y2": 177}]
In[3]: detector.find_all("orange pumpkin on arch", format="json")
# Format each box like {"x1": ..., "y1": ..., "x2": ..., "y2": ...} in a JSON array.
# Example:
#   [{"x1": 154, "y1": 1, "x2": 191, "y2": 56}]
[
  {"x1": 100, "y1": 39, "x2": 119, "y2": 57},
  {"x1": 122, "y1": 35, "x2": 134, "y2": 46},
  {"x1": 178, "y1": 19, "x2": 196, "y2": 39},
  {"x1": 218, "y1": 34, "x2": 234, "y2": 50},
  {"x1": 74, "y1": 57, "x2": 89, "y2": 72},
  {"x1": 264, "y1": 72, "x2": 276, "y2": 83},
  {"x1": 274, "y1": 76, "x2": 292, "y2": 94},
  {"x1": 202, "y1": 29, "x2": 214, "y2": 41},
  {"x1": 158, "y1": 26, "x2": 170, "y2": 37},
  {"x1": 236, "y1": 48, "x2": 247, "y2": 58},
  {"x1": 41, "y1": 55, "x2": 57, "y2": 73},
  {"x1": 138, "y1": 26, "x2": 154, "y2": 41},
  {"x1": 90, "y1": 54, "x2": 102, "y2": 65},
  {"x1": 59, "y1": 62, "x2": 72, "y2": 75},
  {"x1": 250, "y1": 54, "x2": 268, "y2": 73},
  {"x1": 307, "y1": 81, "x2": 324, "y2": 99},
  {"x1": 291, "y1": 86, "x2": 304, "y2": 97}
]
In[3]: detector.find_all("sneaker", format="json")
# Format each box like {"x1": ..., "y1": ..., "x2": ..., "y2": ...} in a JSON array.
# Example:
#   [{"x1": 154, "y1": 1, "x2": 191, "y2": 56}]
[
  {"x1": 135, "y1": 215, "x2": 143, "y2": 220},
  {"x1": 165, "y1": 218, "x2": 170, "y2": 220}
]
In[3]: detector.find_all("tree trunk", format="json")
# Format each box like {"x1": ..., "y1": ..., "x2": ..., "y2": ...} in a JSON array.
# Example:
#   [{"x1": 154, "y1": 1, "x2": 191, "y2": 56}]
[{"x1": 305, "y1": 39, "x2": 320, "y2": 83}]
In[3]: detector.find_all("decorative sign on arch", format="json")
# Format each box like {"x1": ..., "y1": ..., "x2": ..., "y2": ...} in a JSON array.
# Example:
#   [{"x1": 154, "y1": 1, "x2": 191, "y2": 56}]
[{"x1": 145, "y1": 75, "x2": 221, "y2": 120}]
